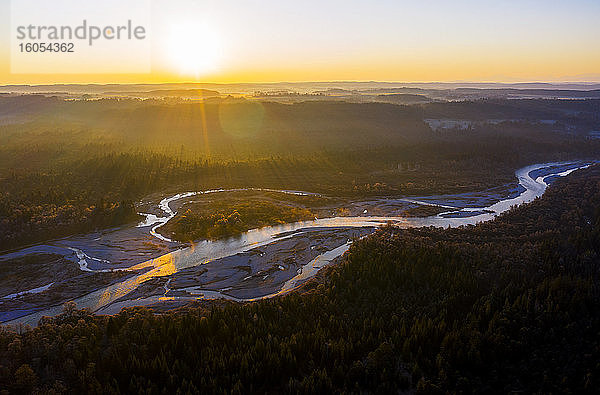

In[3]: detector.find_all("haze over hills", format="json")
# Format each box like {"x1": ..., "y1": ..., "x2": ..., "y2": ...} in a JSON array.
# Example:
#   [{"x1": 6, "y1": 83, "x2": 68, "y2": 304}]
[
  {"x1": 2, "y1": 0, "x2": 600, "y2": 391},
  {"x1": 1, "y1": 85, "x2": 600, "y2": 395},
  {"x1": 2, "y1": 81, "x2": 600, "y2": 95}
]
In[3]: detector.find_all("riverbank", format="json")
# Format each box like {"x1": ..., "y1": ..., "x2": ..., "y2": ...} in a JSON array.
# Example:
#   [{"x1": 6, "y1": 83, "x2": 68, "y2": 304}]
[{"x1": 1, "y1": 161, "x2": 594, "y2": 326}]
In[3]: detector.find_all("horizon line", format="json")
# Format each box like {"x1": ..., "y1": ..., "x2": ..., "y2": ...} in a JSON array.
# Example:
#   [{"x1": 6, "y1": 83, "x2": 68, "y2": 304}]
[{"x1": 2, "y1": 80, "x2": 600, "y2": 87}]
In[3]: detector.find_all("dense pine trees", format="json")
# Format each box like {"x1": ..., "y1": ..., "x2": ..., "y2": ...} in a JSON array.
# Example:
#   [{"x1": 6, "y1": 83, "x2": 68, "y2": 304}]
[
  {"x1": 2, "y1": 96, "x2": 599, "y2": 251},
  {"x1": 0, "y1": 165, "x2": 599, "y2": 393}
]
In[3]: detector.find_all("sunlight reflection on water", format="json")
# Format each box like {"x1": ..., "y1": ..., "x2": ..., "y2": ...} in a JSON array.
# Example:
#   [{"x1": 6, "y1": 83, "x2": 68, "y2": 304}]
[{"x1": 4, "y1": 161, "x2": 592, "y2": 326}]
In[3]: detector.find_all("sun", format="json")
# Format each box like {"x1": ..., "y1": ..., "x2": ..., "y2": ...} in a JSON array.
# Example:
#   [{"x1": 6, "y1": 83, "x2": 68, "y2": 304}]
[{"x1": 163, "y1": 22, "x2": 223, "y2": 78}]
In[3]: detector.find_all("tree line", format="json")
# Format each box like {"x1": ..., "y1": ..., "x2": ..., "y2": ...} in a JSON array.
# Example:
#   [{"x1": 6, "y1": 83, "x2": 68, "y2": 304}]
[{"x1": 0, "y1": 165, "x2": 598, "y2": 393}]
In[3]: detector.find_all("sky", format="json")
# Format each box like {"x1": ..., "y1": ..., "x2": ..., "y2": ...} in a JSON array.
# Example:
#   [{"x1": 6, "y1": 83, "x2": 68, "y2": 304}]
[{"x1": 0, "y1": 0, "x2": 599, "y2": 84}]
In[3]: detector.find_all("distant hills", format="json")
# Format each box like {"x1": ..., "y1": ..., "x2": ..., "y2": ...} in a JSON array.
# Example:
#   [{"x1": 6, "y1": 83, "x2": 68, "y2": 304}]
[
  {"x1": 101, "y1": 89, "x2": 221, "y2": 98},
  {"x1": 1, "y1": 81, "x2": 600, "y2": 96}
]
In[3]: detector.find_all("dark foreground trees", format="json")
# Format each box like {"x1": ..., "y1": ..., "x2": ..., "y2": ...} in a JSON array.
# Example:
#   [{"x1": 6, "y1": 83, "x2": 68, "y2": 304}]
[{"x1": 1, "y1": 165, "x2": 599, "y2": 394}]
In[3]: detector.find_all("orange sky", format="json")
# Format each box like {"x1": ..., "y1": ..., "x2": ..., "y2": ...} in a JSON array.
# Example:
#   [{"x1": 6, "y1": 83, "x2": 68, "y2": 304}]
[{"x1": 1, "y1": 0, "x2": 599, "y2": 84}]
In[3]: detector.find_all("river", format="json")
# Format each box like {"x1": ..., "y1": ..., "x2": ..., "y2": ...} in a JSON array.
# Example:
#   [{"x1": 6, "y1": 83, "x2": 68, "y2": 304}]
[{"x1": 1, "y1": 161, "x2": 592, "y2": 327}]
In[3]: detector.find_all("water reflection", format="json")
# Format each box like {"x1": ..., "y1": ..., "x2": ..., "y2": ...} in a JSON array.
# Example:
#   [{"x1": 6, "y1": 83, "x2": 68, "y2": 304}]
[{"x1": 4, "y1": 161, "x2": 592, "y2": 327}]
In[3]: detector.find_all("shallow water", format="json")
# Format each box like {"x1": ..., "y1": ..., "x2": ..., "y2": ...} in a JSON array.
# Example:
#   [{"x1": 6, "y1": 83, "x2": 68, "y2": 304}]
[{"x1": 1, "y1": 161, "x2": 592, "y2": 326}]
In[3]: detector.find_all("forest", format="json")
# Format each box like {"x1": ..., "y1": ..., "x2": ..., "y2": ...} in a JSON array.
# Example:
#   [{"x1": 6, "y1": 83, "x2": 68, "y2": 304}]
[
  {"x1": 1, "y1": 96, "x2": 599, "y2": 250},
  {"x1": 159, "y1": 193, "x2": 318, "y2": 242},
  {"x1": 0, "y1": 164, "x2": 598, "y2": 393}
]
